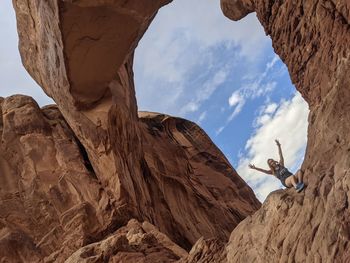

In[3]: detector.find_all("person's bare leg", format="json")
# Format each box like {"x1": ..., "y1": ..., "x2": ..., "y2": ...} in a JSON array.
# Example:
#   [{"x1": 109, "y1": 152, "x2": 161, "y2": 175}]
[
  {"x1": 285, "y1": 175, "x2": 298, "y2": 188},
  {"x1": 296, "y1": 170, "x2": 304, "y2": 184}
]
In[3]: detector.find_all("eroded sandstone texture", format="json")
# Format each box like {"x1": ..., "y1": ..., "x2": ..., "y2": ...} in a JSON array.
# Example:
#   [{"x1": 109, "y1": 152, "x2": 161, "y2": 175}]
[
  {"x1": 65, "y1": 219, "x2": 188, "y2": 263},
  {"x1": 1, "y1": 1, "x2": 261, "y2": 261},
  {"x1": 4, "y1": 0, "x2": 349, "y2": 262},
  {"x1": 221, "y1": 0, "x2": 350, "y2": 262},
  {"x1": 0, "y1": 96, "x2": 125, "y2": 262},
  {"x1": 0, "y1": 95, "x2": 260, "y2": 262}
]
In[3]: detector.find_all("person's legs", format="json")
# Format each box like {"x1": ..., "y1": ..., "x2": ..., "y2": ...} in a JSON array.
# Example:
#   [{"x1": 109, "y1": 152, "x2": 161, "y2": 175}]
[{"x1": 284, "y1": 175, "x2": 298, "y2": 188}]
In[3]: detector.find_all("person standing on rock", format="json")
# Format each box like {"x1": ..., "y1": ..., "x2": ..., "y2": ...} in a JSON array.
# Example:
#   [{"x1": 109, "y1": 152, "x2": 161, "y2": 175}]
[{"x1": 248, "y1": 139, "x2": 305, "y2": 192}]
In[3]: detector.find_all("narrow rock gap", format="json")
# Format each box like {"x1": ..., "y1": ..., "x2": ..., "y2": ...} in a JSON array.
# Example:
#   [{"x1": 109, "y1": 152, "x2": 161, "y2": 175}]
[
  {"x1": 74, "y1": 137, "x2": 98, "y2": 181},
  {"x1": 84, "y1": 219, "x2": 126, "y2": 246}
]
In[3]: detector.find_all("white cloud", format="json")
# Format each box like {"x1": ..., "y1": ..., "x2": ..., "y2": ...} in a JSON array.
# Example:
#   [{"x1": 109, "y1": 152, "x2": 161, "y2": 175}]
[
  {"x1": 227, "y1": 99, "x2": 245, "y2": 122},
  {"x1": 180, "y1": 68, "x2": 228, "y2": 115},
  {"x1": 254, "y1": 102, "x2": 278, "y2": 126},
  {"x1": 264, "y1": 103, "x2": 278, "y2": 114},
  {"x1": 256, "y1": 81, "x2": 277, "y2": 97},
  {"x1": 198, "y1": 69, "x2": 227, "y2": 102},
  {"x1": 234, "y1": 56, "x2": 280, "y2": 105},
  {"x1": 216, "y1": 126, "x2": 225, "y2": 135},
  {"x1": 134, "y1": 0, "x2": 270, "y2": 116},
  {"x1": 180, "y1": 101, "x2": 200, "y2": 115},
  {"x1": 197, "y1": 69, "x2": 228, "y2": 101},
  {"x1": 234, "y1": 55, "x2": 281, "y2": 102},
  {"x1": 237, "y1": 92, "x2": 309, "y2": 201},
  {"x1": 214, "y1": 55, "x2": 280, "y2": 134},
  {"x1": 228, "y1": 91, "x2": 243, "y2": 107},
  {"x1": 266, "y1": 54, "x2": 279, "y2": 70},
  {"x1": 214, "y1": 90, "x2": 246, "y2": 135},
  {"x1": 241, "y1": 72, "x2": 278, "y2": 99},
  {"x1": 197, "y1": 111, "x2": 207, "y2": 124},
  {"x1": 228, "y1": 90, "x2": 245, "y2": 121},
  {"x1": 255, "y1": 114, "x2": 271, "y2": 126}
]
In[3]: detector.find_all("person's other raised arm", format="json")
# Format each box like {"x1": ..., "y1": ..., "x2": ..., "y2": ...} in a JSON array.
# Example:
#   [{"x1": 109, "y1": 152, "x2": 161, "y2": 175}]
[
  {"x1": 275, "y1": 139, "x2": 284, "y2": 166},
  {"x1": 249, "y1": 164, "x2": 273, "y2": 175}
]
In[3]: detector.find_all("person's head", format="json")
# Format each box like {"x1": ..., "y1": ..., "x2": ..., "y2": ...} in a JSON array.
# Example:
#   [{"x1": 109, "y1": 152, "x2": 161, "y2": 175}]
[{"x1": 267, "y1": 158, "x2": 279, "y2": 171}]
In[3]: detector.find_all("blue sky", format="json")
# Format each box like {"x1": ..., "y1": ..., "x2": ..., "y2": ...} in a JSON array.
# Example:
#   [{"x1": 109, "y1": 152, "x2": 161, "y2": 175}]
[
  {"x1": 0, "y1": 0, "x2": 309, "y2": 201},
  {"x1": 0, "y1": 1, "x2": 54, "y2": 104}
]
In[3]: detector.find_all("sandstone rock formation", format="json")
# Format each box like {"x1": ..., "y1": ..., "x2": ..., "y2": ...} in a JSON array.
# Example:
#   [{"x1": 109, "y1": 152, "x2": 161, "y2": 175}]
[
  {"x1": 0, "y1": 95, "x2": 124, "y2": 262},
  {"x1": 179, "y1": 237, "x2": 227, "y2": 263},
  {"x1": 65, "y1": 219, "x2": 188, "y2": 263},
  {"x1": 221, "y1": 0, "x2": 350, "y2": 262},
  {"x1": 0, "y1": 92, "x2": 259, "y2": 262},
  {"x1": 2, "y1": 2, "x2": 260, "y2": 261},
  {"x1": 2, "y1": 0, "x2": 349, "y2": 262}
]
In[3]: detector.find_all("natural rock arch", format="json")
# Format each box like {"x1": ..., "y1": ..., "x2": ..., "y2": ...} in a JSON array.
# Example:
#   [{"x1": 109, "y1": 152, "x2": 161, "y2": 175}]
[
  {"x1": 2, "y1": 1, "x2": 261, "y2": 261},
  {"x1": 1, "y1": 0, "x2": 349, "y2": 262}
]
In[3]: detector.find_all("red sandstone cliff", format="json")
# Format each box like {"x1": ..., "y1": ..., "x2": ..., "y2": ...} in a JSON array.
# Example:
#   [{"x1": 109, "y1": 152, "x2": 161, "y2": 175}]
[
  {"x1": 1, "y1": 0, "x2": 349, "y2": 262},
  {"x1": 220, "y1": 0, "x2": 350, "y2": 262}
]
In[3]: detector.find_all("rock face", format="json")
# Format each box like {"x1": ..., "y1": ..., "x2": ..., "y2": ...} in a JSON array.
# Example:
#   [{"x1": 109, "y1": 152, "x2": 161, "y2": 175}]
[
  {"x1": 0, "y1": 96, "x2": 125, "y2": 262},
  {"x1": 4, "y1": 0, "x2": 350, "y2": 262},
  {"x1": 2, "y1": 2, "x2": 260, "y2": 261},
  {"x1": 65, "y1": 219, "x2": 188, "y2": 263},
  {"x1": 179, "y1": 237, "x2": 227, "y2": 263},
  {"x1": 0, "y1": 93, "x2": 259, "y2": 262},
  {"x1": 138, "y1": 112, "x2": 260, "y2": 246},
  {"x1": 221, "y1": 0, "x2": 350, "y2": 262}
]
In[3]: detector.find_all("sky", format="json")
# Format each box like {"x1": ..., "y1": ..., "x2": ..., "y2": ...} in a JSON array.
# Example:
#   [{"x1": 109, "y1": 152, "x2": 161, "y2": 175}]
[
  {"x1": 0, "y1": 0, "x2": 309, "y2": 201},
  {"x1": 0, "y1": 1, "x2": 54, "y2": 104}
]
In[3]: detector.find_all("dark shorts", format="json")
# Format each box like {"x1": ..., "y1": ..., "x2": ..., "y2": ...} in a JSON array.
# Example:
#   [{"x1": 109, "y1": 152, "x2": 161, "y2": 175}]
[{"x1": 280, "y1": 173, "x2": 293, "y2": 188}]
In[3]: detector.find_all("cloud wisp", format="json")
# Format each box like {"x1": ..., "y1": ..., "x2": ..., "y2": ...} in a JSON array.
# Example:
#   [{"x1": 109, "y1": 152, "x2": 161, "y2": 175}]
[
  {"x1": 236, "y1": 92, "x2": 309, "y2": 201},
  {"x1": 180, "y1": 68, "x2": 229, "y2": 115},
  {"x1": 227, "y1": 91, "x2": 245, "y2": 122},
  {"x1": 216, "y1": 55, "x2": 280, "y2": 135},
  {"x1": 134, "y1": 0, "x2": 270, "y2": 117}
]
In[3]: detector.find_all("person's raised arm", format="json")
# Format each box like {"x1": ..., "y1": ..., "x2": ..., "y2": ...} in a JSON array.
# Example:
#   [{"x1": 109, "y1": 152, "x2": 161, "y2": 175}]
[
  {"x1": 275, "y1": 139, "x2": 284, "y2": 166},
  {"x1": 249, "y1": 164, "x2": 273, "y2": 175}
]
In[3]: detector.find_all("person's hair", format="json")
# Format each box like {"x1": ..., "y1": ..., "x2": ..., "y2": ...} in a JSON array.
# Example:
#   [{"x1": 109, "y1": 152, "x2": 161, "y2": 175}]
[{"x1": 267, "y1": 158, "x2": 276, "y2": 173}]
